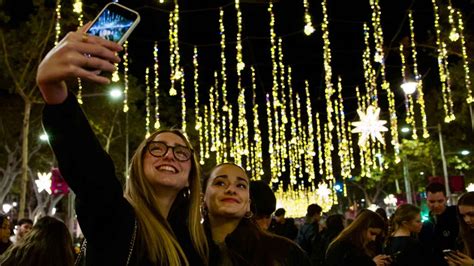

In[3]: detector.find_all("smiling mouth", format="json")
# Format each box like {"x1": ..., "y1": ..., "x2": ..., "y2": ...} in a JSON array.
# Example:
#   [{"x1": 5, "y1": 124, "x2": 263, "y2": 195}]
[
  {"x1": 221, "y1": 198, "x2": 240, "y2": 204},
  {"x1": 156, "y1": 165, "x2": 178, "y2": 173}
]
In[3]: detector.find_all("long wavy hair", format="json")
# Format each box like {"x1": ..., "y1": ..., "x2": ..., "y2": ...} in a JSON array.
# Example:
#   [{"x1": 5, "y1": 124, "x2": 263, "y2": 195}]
[
  {"x1": 0, "y1": 216, "x2": 74, "y2": 266},
  {"x1": 390, "y1": 204, "x2": 420, "y2": 235},
  {"x1": 457, "y1": 192, "x2": 474, "y2": 257},
  {"x1": 124, "y1": 129, "x2": 208, "y2": 265},
  {"x1": 328, "y1": 209, "x2": 386, "y2": 257}
]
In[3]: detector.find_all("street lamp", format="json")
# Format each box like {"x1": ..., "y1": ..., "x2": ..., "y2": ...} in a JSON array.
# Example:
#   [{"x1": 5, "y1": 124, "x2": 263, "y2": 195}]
[{"x1": 401, "y1": 80, "x2": 418, "y2": 95}]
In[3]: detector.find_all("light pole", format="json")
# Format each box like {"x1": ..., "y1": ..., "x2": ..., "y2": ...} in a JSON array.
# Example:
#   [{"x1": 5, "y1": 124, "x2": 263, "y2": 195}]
[{"x1": 437, "y1": 123, "x2": 451, "y2": 203}]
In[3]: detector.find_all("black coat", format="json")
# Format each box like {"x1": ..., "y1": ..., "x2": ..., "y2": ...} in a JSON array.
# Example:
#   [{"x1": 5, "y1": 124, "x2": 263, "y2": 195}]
[
  {"x1": 419, "y1": 206, "x2": 459, "y2": 266},
  {"x1": 43, "y1": 93, "x2": 204, "y2": 266},
  {"x1": 208, "y1": 219, "x2": 310, "y2": 266},
  {"x1": 325, "y1": 240, "x2": 375, "y2": 266}
]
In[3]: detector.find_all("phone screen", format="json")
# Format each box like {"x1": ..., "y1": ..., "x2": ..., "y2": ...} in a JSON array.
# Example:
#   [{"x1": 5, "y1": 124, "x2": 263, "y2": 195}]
[{"x1": 87, "y1": 3, "x2": 139, "y2": 44}]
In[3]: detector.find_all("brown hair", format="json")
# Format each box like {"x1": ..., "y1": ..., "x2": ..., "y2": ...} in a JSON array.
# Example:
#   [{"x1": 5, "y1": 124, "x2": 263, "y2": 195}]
[
  {"x1": 390, "y1": 204, "x2": 420, "y2": 234},
  {"x1": 0, "y1": 216, "x2": 74, "y2": 266},
  {"x1": 328, "y1": 210, "x2": 386, "y2": 257},
  {"x1": 457, "y1": 192, "x2": 474, "y2": 257},
  {"x1": 124, "y1": 129, "x2": 208, "y2": 265}
]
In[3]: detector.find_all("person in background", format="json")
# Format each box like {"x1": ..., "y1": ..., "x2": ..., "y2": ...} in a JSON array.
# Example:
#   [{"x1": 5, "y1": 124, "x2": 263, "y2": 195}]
[
  {"x1": 249, "y1": 180, "x2": 276, "y2": 231},
  {"x1": 444, "y1": 192, "x2": 474, "y2": 266},
  {"x1": 202, "y1": 162, "x2": 310, "y2": 265},
  {"x1": 10, "y1": 218, "x2": 33, "y2": 244},
  {"x1": 419, "y1": 182, "x2": 459, "y2": 266},
  {"x1": 320, "y1": 214, "x2": 345, "y2": 257},
  {"x1": 270, "y1": 208, "x2": 299, "y2": 240},
  {"x1": 0, "y1": 216, "x2": 74, "y2": 266},
  {"x1": 325, "y1": 210, "x2": 391, "y2": 266},
  {"x1": 36, "y1": 27, "x2": 208, "y2": 265},
  {"x1": 296, "y1": 204, "x2": 323, "y2": 255},
  {"x1": 0, "y1": 214, "x2": 12, "y2": 255},
  {"x1": 385, "y1": 204, "x2": 426, "y2": 266}
]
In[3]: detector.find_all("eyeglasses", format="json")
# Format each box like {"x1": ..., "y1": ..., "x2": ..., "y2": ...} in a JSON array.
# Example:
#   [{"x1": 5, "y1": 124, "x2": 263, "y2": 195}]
[{"x1": 146, "y1": 141, "x2": 193, "y2": 162}]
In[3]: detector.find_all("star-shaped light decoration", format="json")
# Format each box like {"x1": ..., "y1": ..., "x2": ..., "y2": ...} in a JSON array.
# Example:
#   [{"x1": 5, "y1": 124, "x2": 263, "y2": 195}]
[
  {"x1": 351, "y1": 105, "x2": 388, "y2": 147},
  {"x1": 35, "y1": 172, "x2": 52, "y2": 194},
  {"x1": 315, "y1": 182, "x2": 333, "y2": 212}
]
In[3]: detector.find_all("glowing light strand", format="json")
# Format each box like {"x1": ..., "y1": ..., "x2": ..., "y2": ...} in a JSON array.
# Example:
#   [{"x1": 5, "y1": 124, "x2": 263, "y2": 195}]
[
  {"x1": 153, "y1": 42, "x2": 160, "y2": 128},
  {"x1": 456, "y1": 10, "x2": 473, "y2": 104}
]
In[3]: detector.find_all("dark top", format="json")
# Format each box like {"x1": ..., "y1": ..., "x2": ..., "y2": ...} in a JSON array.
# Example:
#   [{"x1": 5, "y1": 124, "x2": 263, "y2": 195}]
[
  {"x1": 385, "y1": 236, "x2": 427, "y2": 266},
  {"x1": 42, "y1": 93, "x2": 203, "y2": 266},
  {"x1": 296, "y1": 222, "x2": 319, "y2": 255},
  {"x1": 269, "y1": 218, "x2": 299, "y2": 240},
  {"x1": 208, "y1": 219, "x2": 311, "y2": 266},
  {"x1": 419, "y1": 206, "x2": 459, "y2": 266},
  {"x1": 0, "y1": 241, "x2": 12, "y2": 255},
  {"x1": 325, "y1": 240, "x2": 375, "y2": 266}
]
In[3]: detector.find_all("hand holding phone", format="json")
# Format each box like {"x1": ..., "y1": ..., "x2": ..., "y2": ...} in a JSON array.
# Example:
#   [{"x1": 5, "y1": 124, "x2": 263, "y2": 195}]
[
  {"x1": 442, "y1": 249, "x2": 455, "y2": 257},
  {"x1": 86, "y1": 2, "x2": 140, "y2": 45}
]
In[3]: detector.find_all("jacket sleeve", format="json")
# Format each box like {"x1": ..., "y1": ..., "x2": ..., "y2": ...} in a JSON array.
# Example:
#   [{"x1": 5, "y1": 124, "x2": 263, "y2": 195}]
[{"x1": 42, "y1": 93, "x2": 135, "y2": 264}]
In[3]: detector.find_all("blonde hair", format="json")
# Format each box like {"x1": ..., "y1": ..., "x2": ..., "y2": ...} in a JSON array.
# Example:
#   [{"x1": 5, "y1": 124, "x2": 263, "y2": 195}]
[
  {"x1": 124, "y1": 129, "x2": 208, "y2": 265},
  {"x1": 390, "y1": 204, "x2": 420, "y2": 234}
]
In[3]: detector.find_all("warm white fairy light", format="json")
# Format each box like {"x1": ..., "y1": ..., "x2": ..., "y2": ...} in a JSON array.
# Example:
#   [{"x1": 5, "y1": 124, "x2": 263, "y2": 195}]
[
  {"x1": 303, "y1": 0, "x2": 315, "y2": 35},
  {"x1": 181, "y1": 68, "x2": 187, "y2": 134},
  {"x1": 304, "y1": 81, "x2": 316, "y2": 181},
  {"x1": 447, "y1": 1, "x2": 459, "y2": 42},
  {"x1": 456, "y1": 10, "x2": 473, "y2": 104},
  {"x1": 54, "y1": 0, "x2": 62, "y2": 46},
  {"x1": 219, "y1": 8, "x2": 231, "y2": 161},
  {"x1": 336, "y1": 77, "x2": 351, "y2": 179},
  {"x1": 235, "y1": 0, "x2": 245, "y2": 72},
  {"x1": 168, "y1": 1, "x2": 181, "y2": 96},
  {"x1": 145, "y1": 67, "x2": 151, "y2": 139},
  {"x1": 408, "y1": 11, "x2": 429, "y2": 138},
  {"x1": 400, "y1": 43, "x2": 417, "y2": 139},
  {"x1": 123, "y1": 41, "x2": 129, "y2": 113},
  {"x1": 251, "y1": 67, "x2": 264, "y2": 178},
  {"x1": 153, "y1": 42, "x2": 160, "y2": 128}
]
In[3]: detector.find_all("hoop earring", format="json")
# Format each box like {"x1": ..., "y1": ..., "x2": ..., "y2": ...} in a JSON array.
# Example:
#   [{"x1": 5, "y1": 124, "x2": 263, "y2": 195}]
[
  {"x1": 244, "y1": 211, "x2": 254, "y2": 219},
  {"x1": 183, "y1": 187, "x2": 190, "y2": 199}
]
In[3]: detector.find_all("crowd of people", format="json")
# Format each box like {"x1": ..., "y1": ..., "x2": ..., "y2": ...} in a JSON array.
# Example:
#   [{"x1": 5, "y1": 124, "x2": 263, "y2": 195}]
[{"x1": 0, "y1": 26, "x2": 473, "y2": 266}]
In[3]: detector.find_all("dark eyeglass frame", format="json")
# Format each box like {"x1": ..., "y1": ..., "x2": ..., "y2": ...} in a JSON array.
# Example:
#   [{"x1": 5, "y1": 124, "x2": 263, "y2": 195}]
[{"x1": 146, "y1": 141, "x2": 193, "y2": 162}]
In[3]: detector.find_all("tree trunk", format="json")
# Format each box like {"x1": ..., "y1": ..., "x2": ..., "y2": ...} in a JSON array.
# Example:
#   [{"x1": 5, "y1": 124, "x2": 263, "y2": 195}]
[{"x1": 18, "y1": 99, "x2": 31, "y2": 219}]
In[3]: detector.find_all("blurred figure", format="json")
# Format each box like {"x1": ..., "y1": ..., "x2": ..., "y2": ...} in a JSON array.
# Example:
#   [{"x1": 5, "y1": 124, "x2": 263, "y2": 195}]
[
  {"x1": 0, "y1": 216, "x2": 74, "y2": 266},
  {"x1": 10, "y1": 218, "x2": 33, "y2": 244},
  {"x1": 0, "y1": 214, "x2": 12, "y2": 255},
  {"x1": 296, "y1": 204, "x2": 322, "y2": 255},
  {"x1": 202, "y1": 162, "x2": 310, "y2": 265},
  {"x1": 444, "y1": 192, "x2": 474, "y2": 266},
  {"x1": 419, "y1": 183, "x2": 459, "y2": 266},
  {"x1": 249, "y1": 180, "x2": 276, "y2": 230},
  {"x1": 325, "y1": 210, "x2": 391, "y2": 266},
  {"x1": 320, "y1": 214, "x2": 345, "y2": 255},
  {"x1": 270, "y1": 208, "x2": 298, "y2": 240},
  {"x1": 385, "y1": 204, "x2": 426, "y2": 266}
]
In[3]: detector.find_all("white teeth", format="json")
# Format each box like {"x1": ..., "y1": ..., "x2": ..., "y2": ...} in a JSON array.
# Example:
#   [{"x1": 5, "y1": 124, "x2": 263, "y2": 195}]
[{"x1": 157, "y1": 165, "x2": 177, "y2": 173}]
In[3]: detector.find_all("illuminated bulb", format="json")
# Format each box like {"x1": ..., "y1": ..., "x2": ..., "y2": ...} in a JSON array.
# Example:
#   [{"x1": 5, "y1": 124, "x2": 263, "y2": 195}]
[
  {"x1": 449, "y1": 30, "x2": 459, "y2": 42},
  {"x1": 171, "y1": 70, "x2": 183, "y2": 81},
  {"x1": 374, "y1": 52, "x2": 383, "y2": 63},
  {"x1": 304, "y1": 23, "x2": 315, "y2": 35},
  {"x1": 237, "y1": 62, "x2": 245, "y2": 72},
  {"x1": 169, "y1": 88, "x2": 177, "y2": 96},
  {"x1": 111, "y1": 71, "x2": 120, "y2": 82}
]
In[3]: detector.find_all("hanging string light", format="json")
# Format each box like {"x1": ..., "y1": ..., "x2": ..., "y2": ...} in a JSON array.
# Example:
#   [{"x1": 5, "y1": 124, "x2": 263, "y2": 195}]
[
  {"x1": 287, "y1": 77, "x2": 297, "y2": 183},
  {"x1": 370, "y1": 0, "x2": 384, "y2": 64},
  {"x1": 219, "y1": 7, "x2": 231, "y2": 161},
  {"x1": 123, "y1": 41, "x2": 129, "y2": 113},
  {"x1": 181, "y1": 67, "x2": 187, "y2": 134},
  {"x1": 145, "y1": 67, "x2": 151, "y2": 139},
  {"x1": 431, "y1": 0, "x2": 455, "y2": 123},
  {"x1": 399, "y1": 43, "x2": 417, "y2": 139},
  {"x1": 153, "y1": 42, "x2": 160, "y2": 129},
  {"x1": 303, "y1": 0, "x2": 315, "y2": 35},
  {"x1": 268, "y1": 2, "x2": 281, "y2": 179},
  {"x1": 72, "y1": 0, "x2": 85, "y2": 104},
  {"x1": 278, "y1": 37, "x2": 288, "y2": 169},
  {"x1": 169, "y1": 1, "x2": 181, "y2": 96},
  {"x1": 447, "y1": 1, "x2": 459, "y2": 42},
  {"x1": 408, "y1": 11, "x2": 429, "y2": 138},
  {"x1": 193, "y1": 47, "x2": 205, "y2": 165},
  {"x1": 455, "y1": 10, "x2": 473, "y2": 104},
  {"x1": 204, "y1": 105, "x2": 210, "y2": 160},
  {"x1": 362, "y1": 23, "x2": 378, "y2": 107},
  {"x1": 209, "y1": 84, "x2": 217, "y2": 153},
  {"x1": 336, "y1": 77, "x2": 351, "y2": 179},
  {"x1": 251, "y1": 67, "x2": 264, "y2": 179},
  {"x1": 54, "y1": 0, "x2": 62, "y2": 46},
  {"x1": 315, "y1": 112, "x2": 324, "y2": 176},
  {"x1": 304, "y1": 81, "x2": 316, "y2": 181},
  {"x1": 235, "y1": 0, "x2": 245, "y2": 73}
]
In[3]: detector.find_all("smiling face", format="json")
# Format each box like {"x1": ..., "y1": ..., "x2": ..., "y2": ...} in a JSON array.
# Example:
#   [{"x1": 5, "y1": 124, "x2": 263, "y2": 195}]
[
  {"x1": 459, "y1": 204, "x2": 474, "y2": 229},
  {"x1": 143, "y1": 132, "x2": 191, "y2": 192},
  {"x1": 204, "y1": 164, "x2": 251, "y2": 220}
]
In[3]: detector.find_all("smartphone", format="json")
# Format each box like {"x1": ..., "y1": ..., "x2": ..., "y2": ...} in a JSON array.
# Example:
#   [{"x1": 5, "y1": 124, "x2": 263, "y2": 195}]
[
  {"x1": 86, "y1": 2, "x2": 140, "y2": 45},
  {"x1": 442, "y1": 249, "x2": 455, "y2": 256}
]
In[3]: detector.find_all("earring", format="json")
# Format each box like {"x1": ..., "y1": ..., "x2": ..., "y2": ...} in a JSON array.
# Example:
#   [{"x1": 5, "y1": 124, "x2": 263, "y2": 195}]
[
  {"x1": 244, "y1": 211, "x2": 254, "y2": 219},
  {"x1": 200, "y1": 204, "x2": 208, "y2": 224},
  {"x1": 183, "y1": 187, "x2": 190, "y2": 199}
]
